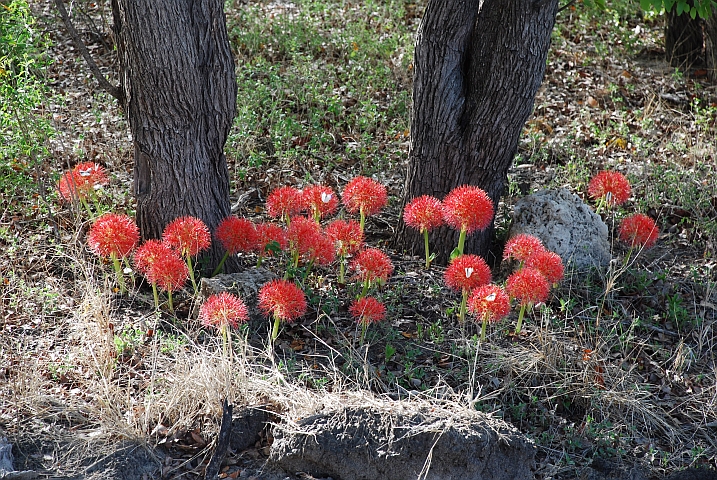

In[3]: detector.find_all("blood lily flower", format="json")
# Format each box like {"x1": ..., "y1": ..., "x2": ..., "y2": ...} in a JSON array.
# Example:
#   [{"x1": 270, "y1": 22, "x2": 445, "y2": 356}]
[
  {"x1": 287, "y1": 216, "x2": 323, "y2": 273},
  {"x1": 349, "y1": 296, "x2": 386, "y2": 344},
  {"x1": 214, "y1": 216, "x2": 257, "y2": 275},
  {"x1": 441, "y1": 185, "x2": 494, "y2": 257},
  {"x1": 506, "y1": 267, "x2": 550, "y2": 334},
  {"x1": 588, "y1": 170, "x2": 631, "y2": 212},
  {"x1": 302, "y1": 185, "x2": 339, "y2": 222},
  {"x1": 618, "y1": 213, "x2": 658, "y2": 250},
  {"x1": 325, "y1": 219, "x2": 364, "y2": 283},
  {"x1": 468, "y1": 284, "x2": 511, "y2": 341},
  {"x1": 525, "y1": 250, "x2": 564, "y2": 286},
  {"x1": 58, "y1": 162, "x2": 109, "y2": 214},
  {"x1": 342, "y1": 176, "x2": 388, "y2": 233},
  {"x1": 503, "y1": 233, "x2": 545, "y2": 265},
  {"x1": 163, "y1": 216, "x2": 211, "y2": 294},
  {"x1": 254, "y1": 222, "x2": 287, "y2": 266},
  {"x1": 87, "y1": 213, "x2": 139, "y2": 294},
  {"x1": 150, "y1": 252, "x2": 189, "y2": 312},
  {"x1": 258, "y1": 279, "x2": 307, "y2": 341},
  {"x1": 403, "y1": 195, "x2": 444, "y2": 268},
  {"x1": 134, "y1": 240, "x2": 180, "y2": 311},
  {"x1": 199, "y1": 292, "x2": 249, "y2": 357},
  {"x1": 444, "y1": 254, "x2": 491, "y2": 324},
  {"x1": 266, "y1": 186, "x2": 303, "y2": 225},
  {"x1": 350, "y1": 248, "x2": 394, "y2": 297}
]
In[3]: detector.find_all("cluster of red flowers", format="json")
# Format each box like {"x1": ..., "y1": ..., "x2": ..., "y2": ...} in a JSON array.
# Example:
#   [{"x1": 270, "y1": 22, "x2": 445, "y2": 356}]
[
  {"x1": 58, "y1": 162, "x2": 109, "y2": 202},
  {"x1": 588, "y1": 170, "x2": 631, "y2": 207}
]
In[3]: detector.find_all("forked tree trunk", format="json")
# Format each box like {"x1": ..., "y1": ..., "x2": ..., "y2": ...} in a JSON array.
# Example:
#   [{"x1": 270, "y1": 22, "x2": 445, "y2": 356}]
[
  {"x1": 111, "y1": 0, "x2": 237, "y2": 273},
  {"x1": 665, "y1": 2, "x2": 704, "y2": 69},
  {"x1": 398, "y1": 0, "x2": 559, "y2": 265}
]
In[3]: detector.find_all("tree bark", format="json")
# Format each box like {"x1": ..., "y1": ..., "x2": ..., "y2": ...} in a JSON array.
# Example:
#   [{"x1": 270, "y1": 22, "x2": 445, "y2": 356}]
[
  {"x1": 704, "y1": 12, "x2": 717, "y2": 80},
  {"x1": 111, "y1": 0, "x2": 237, "y2": 273},
  {"x1": 398, "y1": 0, "x2": 559, "y2": 266},
  {"x1": 665, "y1": 3, "x2": 704, "y2": 69}
]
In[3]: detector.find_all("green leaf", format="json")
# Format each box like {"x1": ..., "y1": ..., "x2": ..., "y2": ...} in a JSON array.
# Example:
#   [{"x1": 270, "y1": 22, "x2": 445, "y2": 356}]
[{"x1": 449, "y1": 247, "x2": 461, "y2": 261}]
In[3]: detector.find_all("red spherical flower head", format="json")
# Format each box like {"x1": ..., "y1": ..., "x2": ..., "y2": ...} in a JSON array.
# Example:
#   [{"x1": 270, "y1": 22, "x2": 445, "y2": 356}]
[
  {"x1": 441, "y1": 185, "x2": 494, "y2": 234},
  {"x1": 525, "y1": 250, "x2": 564, "y2": 285},
  {"x1": 443, "y1": 254, "x2": 492, "y2": 293},
  {"x1": 342, "y1": 176, "x2": 388, "y2": 216},
  {"x1": 306, "y1": 233, "x2": 336, "y2": 266},
  {"x1": 258, "y1": 279, "x2": 307, "y2": 322},
  {"x1": 618, "y1": 214, "x2": 658, "y2": 249},
  {"x1": 325, "y1": 219, "x2": 364, "y2": 256},
  {"x1": 350, "y1": 248, "x2": 394, "y2": 283},
  {"x1": 254, "y1": 222, "x2": 288, "y2": 255},
  {"x1": 349, "y1": 297, "x2": 387, "y2": 325},
  {"x1": 266, "y1": 186, "x2": 303, "y2": 220},
  {"x1": 287, "y1": 216, "x2": 322, "y2": 257},
  {"x1": 403, "y1": 195, "x2": 444, "y2": 233},
  {"x1": 588, "y1": 170, "x2": 631, "y2": 206},
  {"x1": 134, "y1": 240, "x2": 174, "y2": 276},
  {"x1": 503, "y1": 233, "x2": 545, "y2": 263},
  {"x1": 162, "y1": 216, "x2": 212, "y2": 257},
  {"x1": 58, "y1": 162, "x2": 109, "y2": 200},
  {"x1": 199, "y1": 292, "x2": 249, "y2": 330},
  {"x1": 302, "y1": 185, "x2": 339, "y2": 220},
  {"x1": 468, "y1": 284, "x2": 511, "y2": 324},
  {"x1": 216, "y1": 216, "x2": 257, "y2": 254},
  {"x1": 150, "y1": 250, "x2": 189, "y2": 292},
  {"x1": 87, "y1": 213, "x2": 139, "y2": 258},
  {"x1": 506, "y1": 267, "x2": 550, "y2": 306}
]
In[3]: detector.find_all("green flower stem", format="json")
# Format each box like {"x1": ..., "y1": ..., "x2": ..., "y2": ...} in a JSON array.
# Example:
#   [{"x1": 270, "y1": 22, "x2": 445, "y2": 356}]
[
  {"x1": 186, "y1": 254, "x2": 198, "y2": 295},
  {"x1": 360, "y1": 320, "x2": 368, "y2": 345},
  {"x1": 110, "y1": 253, "x2": 126, "y2": 294},
  {"x1": 79, "y1": 196, "x2": 93, "y2": 217},
  {"x1": 167, "y1": 289, "x2": 175, "y2": 313},
  {"x1": 222, "y1": 324, "x2": 232, "y2": 361},
  {"x1": 515, "y1": 303, "x2": 529, "y2": 334},
  {"x1": 256, "y1": 254, "x2": 264, "y2": 267},
  {"x1": 457, "y1": 228, "x2": 467, "y2": 256},
  {"x1": 459, "y1": 288, "x2": 468, "y2": 324},
  {"x1": 271, "y1": 314, "x2": 281, "y2": 341},
  {"x1": 212, "y1": 252, "x2": 231, "y2": 277},
  {"x1": 423, "y1": 229, "x2": 431, "y2": 269},
  {"x1": 361, "y1": 279, "x2": 370, "y2": 298},
  {"x1": 151, "y1": 283, "x2": 160, "y2": 311},
  {"x1": 338, "y1": 257, "x2": 346, "y2": 284},
  {"x1": 481, "y1": 314, "x2": 488, "y2": 342},
  {"x1": 359, "y1": 207, "x2": 366, "y2": 234}
]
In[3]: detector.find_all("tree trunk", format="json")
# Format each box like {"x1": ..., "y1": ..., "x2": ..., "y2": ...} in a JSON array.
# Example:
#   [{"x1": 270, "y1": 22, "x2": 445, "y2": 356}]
[
  {"x1": 665, "y1": 3, "x2": 704, "y2": 69},
  {"x1": 705, "y1": 12, "x2": 717, "y2": 80},
  {"x1": 398, "y1": 0, "x2": 558, "y2": 266},
  {"x1": 111, "y1": 0, "x2": 237, "y2": 273}
]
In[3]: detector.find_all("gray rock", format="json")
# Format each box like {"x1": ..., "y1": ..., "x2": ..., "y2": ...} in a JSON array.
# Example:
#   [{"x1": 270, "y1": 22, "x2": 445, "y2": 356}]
[
  {"x1": 269, "y1": 405, "x2": 535, "y2": 480},
  {"x1": 82, "y1": 442, "x2": 160, "y2": 480},
  {"x1": 230, "y1": 406, "x2": 269, "y2": 452},
  {"x1": 509, "y1": 188, "x2": 611, "y2": 271},
  {"x1": 197, "y1": 268, "x2": 276, "y2": 320}
]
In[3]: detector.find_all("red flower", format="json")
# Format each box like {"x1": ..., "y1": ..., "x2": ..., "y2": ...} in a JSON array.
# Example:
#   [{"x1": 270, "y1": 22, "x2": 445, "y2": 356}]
[
  {"x1": 307, "y1": 233, "x2": 336, "y2": 266},
  {"x1": 58, "y1": 162, "x2": 109, "y2": 201},
  {"x1": 87, "y1": 213, "x2": 139, "y2": 258},
  {"x1": 441, "y1": 185, "x2": 494, "y2": 234},
  {"x1": 266, "y1": 186, "x2": 303, "y2": 220},
  {"x1": 216, "y1": 216, "x2": 257, "y2": 254},
  {"x1": 618, "y1": 214, "x2": 658, "y2": 249},
  {"x1": 403, "y1": 195, "x2": 444, "y2": 233},
  {"x1": 163, "y1": 216, "x2": 211, "y2": 257},
  {"x1": 287, "y1": 216, "x2": 322, "y2": 257},
  {"x1": 588, "y1": 170, "x2": 631, "y2": 206},
  {"x1": 302, "y1": 185, "x2": 339, "y2": 221},
  {"x1": 150, "y1": 250, "x2": 189, "y2": 292},
  {"x1": 349, "y1": 297, "x2": 387, "y2": 325},
  {"x1": 199, "y1": 292, "x2": 249, "y2": 330},
  {"x1": 503, "y1": 234, "x2": 545, "y2": 263},
  {"x1": 134, "y1": 240, "x2": 174, "y2": 276},
  {"x1": 342, "y1": 176, "x2": 388, "y2": 217},
  {"x1": 325, "y1": 219, "x2": 364, "y2": 256},
  {"x1": 254, "y1": 222, "x2": 288, "y2": 255},
  {"x1": 468, "y1": 284, "x2": 511, "y2": 324},
  {"x1": 350, "y1": 248, "x2": 394, "y2": 283},
  {"x1": 258, "y1": 279, "x2": 307, "y2": 322},
  {"x1": 525, "y1": 250, "x2": 564, "y2": 284},
  {"x1": 443, "y1": 254, "x2": 491, "y2": 293},
  {"x1": 506, "y1": 267, "x2": 550, "y2": 306}
]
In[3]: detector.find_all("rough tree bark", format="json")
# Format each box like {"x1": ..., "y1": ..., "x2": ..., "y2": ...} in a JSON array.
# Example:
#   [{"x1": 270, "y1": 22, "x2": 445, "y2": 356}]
[
  {"x1": 397, "y1": 0, "x2": 559, "y2": 265},
  {"x1": 111, "y1": 0, "x2": 237, "y2": 272},
  {"x1": 665, "y1": 2, "x2": 704, "y2": 69}
]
